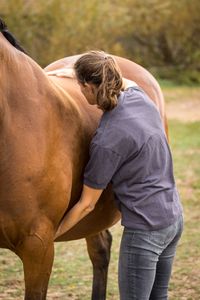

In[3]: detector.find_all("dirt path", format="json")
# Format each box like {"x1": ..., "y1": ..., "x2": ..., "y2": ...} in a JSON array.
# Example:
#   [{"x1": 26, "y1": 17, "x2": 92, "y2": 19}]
[
  {"x1": 163, "y1": 87, "x2": 200, "y2": 122},
  {"x1": 166, "y1": 99, "x2": 200, "y2": 122}
]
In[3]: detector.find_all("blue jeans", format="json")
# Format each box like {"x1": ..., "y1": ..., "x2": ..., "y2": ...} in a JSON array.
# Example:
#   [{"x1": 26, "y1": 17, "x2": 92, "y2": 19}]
[{"x1": 118, "y1": 215, "x2": 183, "y2": 300}]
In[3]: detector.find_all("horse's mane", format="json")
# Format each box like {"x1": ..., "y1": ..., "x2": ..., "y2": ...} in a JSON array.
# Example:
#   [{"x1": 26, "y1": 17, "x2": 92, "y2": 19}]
[{"x1": 0, "y1": 18, "x2": 27, "y2": 54}]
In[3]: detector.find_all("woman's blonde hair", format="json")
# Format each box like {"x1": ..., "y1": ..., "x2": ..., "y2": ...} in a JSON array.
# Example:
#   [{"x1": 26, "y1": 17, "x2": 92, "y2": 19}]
[{"x1": 74, "y1": 51, "x2": 123, "y2": 111}]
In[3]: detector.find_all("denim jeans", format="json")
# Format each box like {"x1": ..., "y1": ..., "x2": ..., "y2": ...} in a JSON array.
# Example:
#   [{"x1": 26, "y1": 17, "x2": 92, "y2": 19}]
[{"x1": 118, "y1": 214, "x2": 183, "y2": 300}]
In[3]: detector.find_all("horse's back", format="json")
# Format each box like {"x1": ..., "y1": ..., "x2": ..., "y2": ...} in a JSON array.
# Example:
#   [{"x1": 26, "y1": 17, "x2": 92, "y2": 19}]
[{"x1": 45, "y1": 54, "x2": 167, "y2": 134}]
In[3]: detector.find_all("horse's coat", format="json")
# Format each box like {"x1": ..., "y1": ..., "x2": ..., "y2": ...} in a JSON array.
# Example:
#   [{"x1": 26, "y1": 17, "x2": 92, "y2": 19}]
[{"x1": 0, "y1": 25, "x2": 167, "y2": 299}]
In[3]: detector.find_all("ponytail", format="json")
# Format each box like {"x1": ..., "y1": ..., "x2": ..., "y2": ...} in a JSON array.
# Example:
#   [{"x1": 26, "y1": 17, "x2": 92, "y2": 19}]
[{"x1": 74, "y1": 51, "x2": 123, "y2": 111}]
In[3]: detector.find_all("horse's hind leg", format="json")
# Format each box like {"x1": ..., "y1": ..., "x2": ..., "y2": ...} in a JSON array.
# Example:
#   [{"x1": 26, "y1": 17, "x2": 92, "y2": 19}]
[
  {"x1": 86, "y1": 229, "x2": 112, "y2": 300},
  {"x1": 16, "y1": 228, "x2": 54, "y2": 300}
]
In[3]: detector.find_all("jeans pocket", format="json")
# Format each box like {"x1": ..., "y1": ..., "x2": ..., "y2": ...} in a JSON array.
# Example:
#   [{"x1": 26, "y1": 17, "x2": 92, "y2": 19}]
[
  {"x1": 149, "y1": 215, "x2": 183, "y2": 248},
  {"x1": 149, "y1": 230, "x2": 167, "y2": 247}
]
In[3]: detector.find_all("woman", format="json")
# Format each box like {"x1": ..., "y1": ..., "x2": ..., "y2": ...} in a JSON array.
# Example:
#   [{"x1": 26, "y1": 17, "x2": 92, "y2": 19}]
[{"x1": 55, "y1": 51, "x2": 183, "y2": 299}]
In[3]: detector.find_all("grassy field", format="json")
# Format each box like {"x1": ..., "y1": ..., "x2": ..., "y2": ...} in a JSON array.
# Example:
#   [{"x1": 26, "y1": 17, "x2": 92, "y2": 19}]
[{"x1": 0, "y1": 86, "x2": 199, "y2": 299}]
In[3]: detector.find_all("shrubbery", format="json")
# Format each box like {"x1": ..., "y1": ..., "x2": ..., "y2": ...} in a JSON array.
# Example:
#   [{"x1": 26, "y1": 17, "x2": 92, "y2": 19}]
[{"x1": 0, "y1": 0, "x2": 199, "y2": 84}]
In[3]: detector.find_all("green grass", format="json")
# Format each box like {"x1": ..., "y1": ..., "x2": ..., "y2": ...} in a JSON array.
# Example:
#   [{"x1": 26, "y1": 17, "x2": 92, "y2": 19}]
[
  {"x1": 169, "y1": 121, "x2": 200, "y2": 181},
  {"x1": 0, "y1": 88, "x2": 200, "y2": 299},
  {"x1": 159, "y1": 79, "x2": 179, "y2": 88},
  {"x1": 168, "y1": 120, "x2": 200, "y2": 300},
  {"x1": 159, "y1": 79, "x2": 200, "y2": 89}
]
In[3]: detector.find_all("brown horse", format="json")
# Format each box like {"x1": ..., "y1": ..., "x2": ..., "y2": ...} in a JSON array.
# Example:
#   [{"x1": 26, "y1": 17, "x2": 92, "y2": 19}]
[{"x1": 0, "y1": 21, "x2": 167, "y2": 300}]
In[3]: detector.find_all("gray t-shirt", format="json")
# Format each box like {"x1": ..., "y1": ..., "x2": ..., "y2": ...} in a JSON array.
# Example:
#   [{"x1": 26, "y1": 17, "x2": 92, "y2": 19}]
[{"x1": 84, "y1": 86, "x2": 182, "y2": 230}]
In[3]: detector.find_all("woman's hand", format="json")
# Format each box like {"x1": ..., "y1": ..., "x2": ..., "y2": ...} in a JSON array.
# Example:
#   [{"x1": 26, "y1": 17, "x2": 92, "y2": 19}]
[
  {"x1": 122, "y1": 78, "x2": 138, "y2": 90},
  {"x1": 46, "y1": 67, "x2": 75, "y2": 78}
]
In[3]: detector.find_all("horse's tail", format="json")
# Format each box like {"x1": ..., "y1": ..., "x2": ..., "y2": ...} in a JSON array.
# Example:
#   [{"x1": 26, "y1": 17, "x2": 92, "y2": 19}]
[{"x1": 0, "y1": 18, "x2": 27, "y2": 54}]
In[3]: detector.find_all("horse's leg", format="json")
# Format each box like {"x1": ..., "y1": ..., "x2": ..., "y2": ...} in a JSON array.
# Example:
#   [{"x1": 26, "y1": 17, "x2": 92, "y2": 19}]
[
  {"x1": 86, "y1": 229, "x2": 112, "y2": 300},
  {"x1": 16, "y1": 227, "x2": 54, "y2": 300}
]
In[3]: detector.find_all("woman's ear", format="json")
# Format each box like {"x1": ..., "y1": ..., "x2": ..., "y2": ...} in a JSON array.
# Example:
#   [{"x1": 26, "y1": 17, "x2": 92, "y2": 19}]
[
  {"x1": 84, "y1": 83, "x2": 90, "y2": 89},
  {"x1": 88, "y1": 83, "x2": 97, "y2": 94}
]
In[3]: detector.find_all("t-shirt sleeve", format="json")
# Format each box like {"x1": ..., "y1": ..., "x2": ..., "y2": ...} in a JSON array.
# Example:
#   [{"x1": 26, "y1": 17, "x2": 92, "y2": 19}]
[{"x1": 83, "y1": 143, "x2": 122, "y2": 189}]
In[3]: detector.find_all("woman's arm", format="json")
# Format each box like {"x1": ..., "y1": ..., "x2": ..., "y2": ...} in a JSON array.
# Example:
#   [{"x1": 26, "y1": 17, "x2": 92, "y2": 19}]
[{"x1": 55, "y1": 185, "x2": 103, "y2": 239}]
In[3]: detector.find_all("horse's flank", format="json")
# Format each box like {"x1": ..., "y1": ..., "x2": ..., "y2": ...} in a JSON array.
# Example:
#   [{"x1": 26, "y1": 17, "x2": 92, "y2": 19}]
[{"x1": 0, "y1": 32, "x2": 120, "y2": 251}]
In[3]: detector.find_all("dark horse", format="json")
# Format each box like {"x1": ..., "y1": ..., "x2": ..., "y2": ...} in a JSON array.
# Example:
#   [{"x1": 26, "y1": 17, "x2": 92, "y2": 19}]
[{"x1": 0, "y1": 19, "x2": 167, "y2": 299}]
